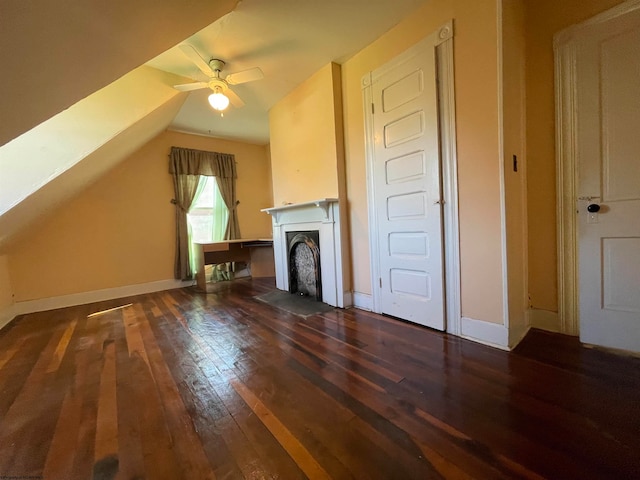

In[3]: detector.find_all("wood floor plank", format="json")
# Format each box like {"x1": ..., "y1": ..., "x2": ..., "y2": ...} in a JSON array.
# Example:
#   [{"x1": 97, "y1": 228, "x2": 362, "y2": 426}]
[
  {"x1": 0, "y1": 336, "x2": 24, "y2": 371},
  {"x1": 128, "y1": 352, "x2": 185, "y2": 480},
  {"x1": 42, "y1": 348, "x2": 90, "y2": 479},
  {"x1": 46, "y1": 317, "x2": 78, "y2": 373},
  {"x1": 113, "y1": 326, "x2": 146, "y2": 480},
  {"x1": 230, "y1": 377, "x2": 333, "y2": 480},
  {"x1": 94, "y1": 340, "x2": 118, "y2": 465},
  {"x1": 69, "y1": 316, "x2": 109, "y2": 480}
]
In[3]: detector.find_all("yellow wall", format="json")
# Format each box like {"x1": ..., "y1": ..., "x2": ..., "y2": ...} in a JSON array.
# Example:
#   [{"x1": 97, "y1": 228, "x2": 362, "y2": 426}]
[
  {"x1": 524, "y1": 0, "x2": 625, "y2": 312},
  {"x1": 0, "y1": 255, "x2": 13, "y2": 311},
  {"x1": 341, "y1": 0, "x2": 505, "y2": 323},
  {"x1": 269, "y1": 63, "x2": 343, "y2": 205},
  {"x1": 264, "y1": 144, "x2": 274, "y2": 207},
  {"x1": 7, "y1": 131, "x2": 272, "y2": 302},
  {"x1": 502, "y1": 0, "x2": 529, "y2": 338}
]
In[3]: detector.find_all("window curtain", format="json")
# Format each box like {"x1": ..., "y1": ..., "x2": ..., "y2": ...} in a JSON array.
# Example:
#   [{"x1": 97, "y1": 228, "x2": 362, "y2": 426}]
[
  {"x1": 215, "y1": 174, "x2": 240, "y2": 240},
  {"x1": 169, "y1": 146, "x2": 241, "y2": 280}
]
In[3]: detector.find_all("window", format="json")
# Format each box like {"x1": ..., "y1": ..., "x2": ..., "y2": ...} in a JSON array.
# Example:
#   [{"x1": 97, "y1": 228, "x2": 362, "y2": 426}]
[
  {"x1": 187, "y1": 176, "x2": 229, "y2": 278},
  {"x1": 187, "y1": 176, "x2": 228, "y2": 244}
]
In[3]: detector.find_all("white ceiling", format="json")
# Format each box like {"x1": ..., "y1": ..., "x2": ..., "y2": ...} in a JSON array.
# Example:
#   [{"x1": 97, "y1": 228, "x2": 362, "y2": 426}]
[{"x1": 147, "y1": 0, "x2": 426, "y2": 145}]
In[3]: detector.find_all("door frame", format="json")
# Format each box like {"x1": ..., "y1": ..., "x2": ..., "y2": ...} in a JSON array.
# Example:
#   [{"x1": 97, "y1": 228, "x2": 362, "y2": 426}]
[
  {"x1": 362, "y1": 21, "x2": 461, "y2": 335},
  {"x1": 554, "y1": 0, "x2": 640, "y2": 336}
]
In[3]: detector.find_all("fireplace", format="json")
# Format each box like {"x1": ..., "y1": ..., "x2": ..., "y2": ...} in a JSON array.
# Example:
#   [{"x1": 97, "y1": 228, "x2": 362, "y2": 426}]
[
  {"x1": 287, "y1": 230, "x2": 321, "y2": 300},
  {"x1": 262, "y1": 198, "x2": 351, "y2": 308}
]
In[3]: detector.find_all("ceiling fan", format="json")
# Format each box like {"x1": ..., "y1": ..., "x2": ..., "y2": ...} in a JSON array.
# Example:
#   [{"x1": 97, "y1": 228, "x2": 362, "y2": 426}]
[{"x1": 173, "y1": 44, "x2": 264, "y2": 111}]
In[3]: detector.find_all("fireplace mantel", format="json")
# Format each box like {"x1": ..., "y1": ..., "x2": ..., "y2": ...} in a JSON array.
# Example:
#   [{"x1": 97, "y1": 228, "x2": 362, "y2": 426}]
[
  {"x1": 261, "y1": 198, "x2": 338, "y2": 224},
  {"x1": 262, "y1": 198, "x2": 350, "y2": 308}
]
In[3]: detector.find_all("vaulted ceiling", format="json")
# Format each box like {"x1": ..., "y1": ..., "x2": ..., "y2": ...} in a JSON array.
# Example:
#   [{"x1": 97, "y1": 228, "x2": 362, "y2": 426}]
[{"x1": 0, "y1": 0, "x2": 426, "y2": 251}]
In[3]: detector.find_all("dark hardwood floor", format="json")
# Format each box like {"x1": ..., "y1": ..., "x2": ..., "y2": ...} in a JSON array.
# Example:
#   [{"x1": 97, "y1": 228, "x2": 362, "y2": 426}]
[{"x1": 0, "y1": 277, "x2": 638, "y2": 479}]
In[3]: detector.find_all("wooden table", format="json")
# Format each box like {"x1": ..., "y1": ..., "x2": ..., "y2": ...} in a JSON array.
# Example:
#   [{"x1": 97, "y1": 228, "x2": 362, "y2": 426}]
[{"x1": 193, "y1": 239, "x2": 274, "y2": 291}]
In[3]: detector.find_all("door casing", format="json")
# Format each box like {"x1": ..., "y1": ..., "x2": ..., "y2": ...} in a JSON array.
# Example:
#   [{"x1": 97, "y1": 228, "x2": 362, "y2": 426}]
[{"x1": 363, "y1": 21, "x2": 461, "y2": 335}]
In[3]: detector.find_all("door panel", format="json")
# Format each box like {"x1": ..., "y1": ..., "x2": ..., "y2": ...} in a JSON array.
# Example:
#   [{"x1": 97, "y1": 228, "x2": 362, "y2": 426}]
[
  {"x1": 371, "y1": 41, "x2": 444, "y2": 330},
  {"x1": 390, "y1": 269, "x2": 431, "y2": 299},
  {"x1": 601, "y1": 28, "x2": 640, "y2": 201},
  {"x1": 386, "y1": 152, "x2": 425, "y2": 184},
  {"x1": 387, "y1": 192, "x2": 427, "y2": 219},
  {"x1": 577, "y1": 9, "x2": 640, "y2": 351},
  {"x1": 602, "y1": 237, "x2": 640, "y2": 313},
  {"x1": 382, "y1": 70, "x2": 423, "y2": 110},
  {"x1": 384, "y1": 112, "x2": 424, "y2": 147},
  {"x1": 389, "y1": 233, "x2": 429, "y2": 258}
]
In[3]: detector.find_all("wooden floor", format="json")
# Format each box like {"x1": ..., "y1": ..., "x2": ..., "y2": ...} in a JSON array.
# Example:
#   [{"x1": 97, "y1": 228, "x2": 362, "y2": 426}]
[{"x1": 1, "y1": 278, "x2": 639, "y2": 480}]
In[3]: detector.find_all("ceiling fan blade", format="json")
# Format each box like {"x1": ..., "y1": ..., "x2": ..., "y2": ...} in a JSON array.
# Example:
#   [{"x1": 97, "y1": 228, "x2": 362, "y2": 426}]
[
  {"x1": 226, "y1": 67, "x2": 264, "y2": 85},
  {"x1": 226, "y1": 88, "x2": 245, "y2": 108},
  {"x1": 178, "y1": 44, "x2": 214, "y2": 77},
  {"x1": 173, "y1": 82, "x2": 208, "y2": 91}
]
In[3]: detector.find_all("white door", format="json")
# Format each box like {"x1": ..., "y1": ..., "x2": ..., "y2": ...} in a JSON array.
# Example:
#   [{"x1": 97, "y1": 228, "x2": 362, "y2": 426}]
[
  {"x1": 370, "y1": 38, "x2": 444, "y2": 330},
  {"x1": 576, "y1": 8, "x2": 640, "y2": 352}
]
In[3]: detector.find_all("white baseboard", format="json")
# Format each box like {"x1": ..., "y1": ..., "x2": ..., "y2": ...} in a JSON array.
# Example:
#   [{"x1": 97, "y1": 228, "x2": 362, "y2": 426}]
[
  {"x1": 13, "y1": 278, "x2": 194, "y2": 318},
  {"x1": 460, "y1": 316, "x2": 510, "y2": 351},
  {"x1": 352, "y1": 292, "x2": 373, "y2": 311},
  {"x1": 529, "y1": 308, "x2": 561, "y2": 333}
]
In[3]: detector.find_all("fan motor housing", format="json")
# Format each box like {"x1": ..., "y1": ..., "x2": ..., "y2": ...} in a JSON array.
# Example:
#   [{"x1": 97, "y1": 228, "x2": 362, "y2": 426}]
[{"x1": 209, "y1": 59, "x2": 226, "y2": 72}]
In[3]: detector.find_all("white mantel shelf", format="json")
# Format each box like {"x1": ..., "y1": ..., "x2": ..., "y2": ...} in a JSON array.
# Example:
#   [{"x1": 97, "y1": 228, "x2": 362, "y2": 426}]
[{"x1": 261, "y1": 198, "x2": 339, "y2": 224}]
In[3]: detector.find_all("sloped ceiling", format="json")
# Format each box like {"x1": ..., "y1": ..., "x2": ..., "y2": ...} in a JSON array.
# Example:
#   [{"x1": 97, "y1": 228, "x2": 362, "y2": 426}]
[
  {"x1": 0, "y1": 0, "x2": 238, "y2": 148},
  {"x1": 0, "y1": 67, "x2": 189, "y2": 248}
]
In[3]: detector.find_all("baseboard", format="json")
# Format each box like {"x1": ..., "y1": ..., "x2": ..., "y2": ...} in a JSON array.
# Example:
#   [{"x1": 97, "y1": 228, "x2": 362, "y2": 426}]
[
  {"x1": 352, "y1": 292, "x2": 373, "y2": 311},
  {"x1": 460, "y1": 316, "x2": 510, "y2": 351},
  {"x1": 529, "y1": 308, "x2": 561, "y2": 333},
  {"x1": 13, "y1": 278, "x2": 195, "y2": 317}
]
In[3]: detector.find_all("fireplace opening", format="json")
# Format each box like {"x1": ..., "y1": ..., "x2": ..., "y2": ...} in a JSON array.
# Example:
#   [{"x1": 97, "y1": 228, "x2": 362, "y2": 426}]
[{"x1": 286, "y1": 231, "x2": 321, "y2": 301}]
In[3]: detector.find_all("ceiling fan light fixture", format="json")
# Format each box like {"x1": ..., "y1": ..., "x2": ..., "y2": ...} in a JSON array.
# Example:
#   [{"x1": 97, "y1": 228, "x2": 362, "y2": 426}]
[{"x1": 208, "y1": 87, "x2": 230, "y2": 111}]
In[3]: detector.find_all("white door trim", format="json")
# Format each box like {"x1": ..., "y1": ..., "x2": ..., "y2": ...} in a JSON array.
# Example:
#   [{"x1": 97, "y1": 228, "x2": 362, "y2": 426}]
[
  {"x1": 363, "y1": 21, "x2": 461, "y2": 334},
  {"x1": 554, "y1": 0, "x2": 640, "y2": 336}
]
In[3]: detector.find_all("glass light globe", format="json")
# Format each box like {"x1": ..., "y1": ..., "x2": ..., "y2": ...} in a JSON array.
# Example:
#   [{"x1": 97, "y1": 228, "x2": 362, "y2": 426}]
[{"x1": 208, "y1": 92, "x2": 230, "y2": 111}]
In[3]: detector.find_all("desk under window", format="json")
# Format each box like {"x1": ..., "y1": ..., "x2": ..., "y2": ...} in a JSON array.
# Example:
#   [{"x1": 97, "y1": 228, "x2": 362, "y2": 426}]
[{"x1": 193, "y1": 239, "x2": 275, "y2": 291}]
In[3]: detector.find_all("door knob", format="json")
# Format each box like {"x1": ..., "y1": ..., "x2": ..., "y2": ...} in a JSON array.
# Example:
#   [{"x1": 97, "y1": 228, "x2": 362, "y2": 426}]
[{"x1": 587, "y1": 203, "x2": 600, "y2": 213}]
